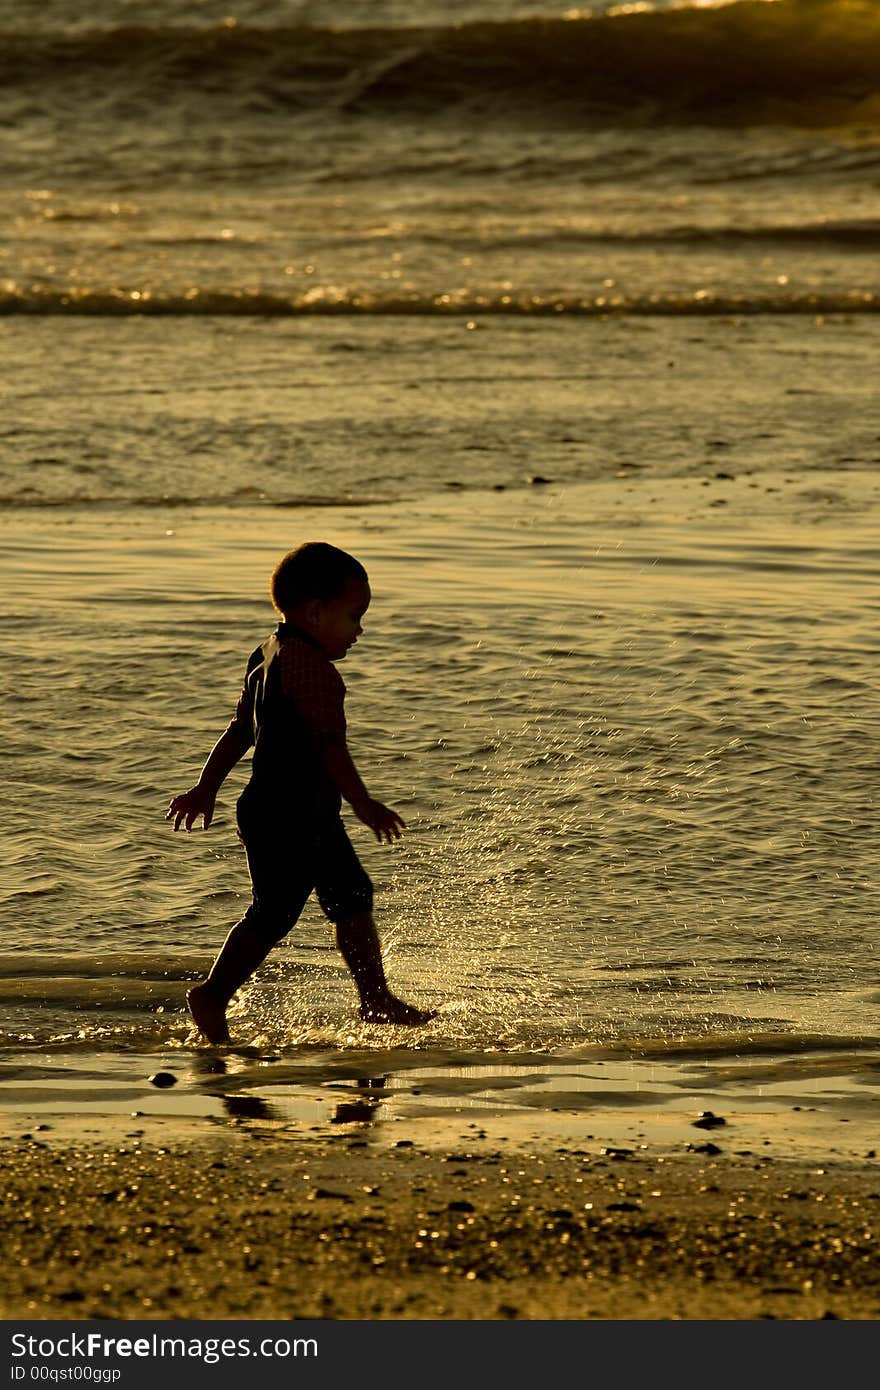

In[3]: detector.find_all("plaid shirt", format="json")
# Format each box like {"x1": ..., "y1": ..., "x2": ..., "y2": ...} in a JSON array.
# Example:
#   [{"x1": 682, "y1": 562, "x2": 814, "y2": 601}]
[
  {"x1": 229, "y1": 625, "x2": 345, "y2": 746},
  {"x1": 278, "y1": 627, "x2": 346, "y2": 741},
  {"x1": 227, "y1": 625, "x2": 345, "y2": 817}
]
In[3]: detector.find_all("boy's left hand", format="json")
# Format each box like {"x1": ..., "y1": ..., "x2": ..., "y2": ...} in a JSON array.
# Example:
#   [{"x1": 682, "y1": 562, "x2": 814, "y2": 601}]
[
  {"x1": 353, "y1": 797, "x2": 407, "y2": 844},
  {"x1": 166, "y1": 785, "x2": 217, "y2": 832}
]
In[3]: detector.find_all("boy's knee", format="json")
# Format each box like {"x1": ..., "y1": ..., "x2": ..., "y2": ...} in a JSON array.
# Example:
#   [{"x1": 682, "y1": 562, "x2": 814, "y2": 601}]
[
  {"x1": 318, "y1": 883, "x2": 374, "y2": 922},
  {"x1": 242, "y1": 901, "x2": 293, "y2": 946},
  {"x1": 336, "y1": 910, "x2": 374, "y2": 930}
]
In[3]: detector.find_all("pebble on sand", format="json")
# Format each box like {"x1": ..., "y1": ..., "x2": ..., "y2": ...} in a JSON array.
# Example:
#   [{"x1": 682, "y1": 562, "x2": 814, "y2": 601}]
[{"x1": 693, "y1": 1111, "x2": 726, "y2": 1130}]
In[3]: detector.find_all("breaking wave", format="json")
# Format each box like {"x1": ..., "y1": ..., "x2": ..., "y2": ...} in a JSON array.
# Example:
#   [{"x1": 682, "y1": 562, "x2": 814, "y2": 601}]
[
  {"x1": 1, "y1": 284, "x2": 877, "y2": 318},
  {"x1": 1, "y1": 0, "x2": 878, "y2": 127}
]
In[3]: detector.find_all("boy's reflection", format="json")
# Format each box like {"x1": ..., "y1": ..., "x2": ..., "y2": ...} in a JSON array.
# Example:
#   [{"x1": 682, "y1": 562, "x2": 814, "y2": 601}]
[
  {"x1": 192, "y1": 1054, "x2": 388, "y2": 1126},
  {"x1": 330, "y1": 1076, "x2": 387, "y2": 1125},
  {"x1": 223, "y1": 1093, "x2": 276, "y2": 1120}
]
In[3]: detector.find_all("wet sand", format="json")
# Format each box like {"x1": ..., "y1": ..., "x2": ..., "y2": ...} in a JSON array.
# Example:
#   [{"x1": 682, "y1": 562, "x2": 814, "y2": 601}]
[{"x1": 2, "y1": 1076, "x2": 879, "y2": 1321}]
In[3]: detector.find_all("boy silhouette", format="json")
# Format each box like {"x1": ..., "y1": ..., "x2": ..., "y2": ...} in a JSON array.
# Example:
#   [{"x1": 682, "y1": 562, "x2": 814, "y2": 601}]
[{"x1": 167, "y1": 542, "x2": 435, "y2": 1043}]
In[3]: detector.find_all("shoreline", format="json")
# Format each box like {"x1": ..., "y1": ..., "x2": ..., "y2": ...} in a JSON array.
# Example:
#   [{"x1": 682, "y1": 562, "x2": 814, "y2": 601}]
[
  {"x1": 3, "y1": 456, "x2": 879, "y2": 1321},
  {"x1": 2, "y1": 1045, "x2": 879, "y2": 1321}
]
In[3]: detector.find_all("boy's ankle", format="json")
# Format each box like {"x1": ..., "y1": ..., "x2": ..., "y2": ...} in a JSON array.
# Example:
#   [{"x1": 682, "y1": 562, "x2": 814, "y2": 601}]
[
  {"x1": 195, "y1": 979, "x2": 224, "y2": 1004},
  {"x1": 359, "y1": 994, "x2": 436, "y2": 1026},
  {"x1": 187, "y1": 983, "x2": 231, "y2": 1044}
]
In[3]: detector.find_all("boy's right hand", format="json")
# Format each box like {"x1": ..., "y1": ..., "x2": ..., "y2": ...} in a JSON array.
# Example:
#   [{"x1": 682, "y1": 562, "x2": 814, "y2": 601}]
[
  {"x1": 166, "y1": 785, "x2": 217, "y2": 832},
  {"x1": 353, "y1": 797, "x2": 407, "y2": 844}
]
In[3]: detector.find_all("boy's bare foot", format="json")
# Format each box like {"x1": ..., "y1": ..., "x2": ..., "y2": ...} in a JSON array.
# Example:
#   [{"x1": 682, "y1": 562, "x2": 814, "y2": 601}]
[
  {"x1": 359, "y1": 996, "x2": 436, "y2": 1026},
  {"x1": 187, "y1": 984, "x2": 230, "y2": 1044}
]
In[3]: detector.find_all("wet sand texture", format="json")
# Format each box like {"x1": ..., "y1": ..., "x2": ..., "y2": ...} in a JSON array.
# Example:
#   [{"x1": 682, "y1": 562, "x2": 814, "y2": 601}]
[{"x1": 3, "y1": 1129, "x2": 879, "y2": 1321}]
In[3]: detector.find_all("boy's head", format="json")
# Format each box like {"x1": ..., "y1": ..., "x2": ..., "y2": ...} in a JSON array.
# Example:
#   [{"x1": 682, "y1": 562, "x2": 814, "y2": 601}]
[{"x1": 271, "y1": 542, "x2": 370, "y2": 661}]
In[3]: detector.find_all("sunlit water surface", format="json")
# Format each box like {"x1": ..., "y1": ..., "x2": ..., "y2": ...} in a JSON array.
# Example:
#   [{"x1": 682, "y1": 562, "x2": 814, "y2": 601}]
[{"x1": 3, "y1": 477, "x2": 878, "y2": 1063}]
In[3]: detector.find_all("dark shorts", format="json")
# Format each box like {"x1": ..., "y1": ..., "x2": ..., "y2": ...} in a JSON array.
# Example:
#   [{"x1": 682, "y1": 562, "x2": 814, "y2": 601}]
[{"x1": 235, "y1": 801, "x2": 374, "y2": 945}]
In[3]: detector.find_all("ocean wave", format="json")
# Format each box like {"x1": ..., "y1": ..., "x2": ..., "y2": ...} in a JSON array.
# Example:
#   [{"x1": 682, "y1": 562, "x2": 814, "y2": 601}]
[
  {"x1": 494, "y1": 220, "x2": 880, "y2": 250},
  {"x1": 592, "y1": 1031, "x2": 880, "y2": 1061},
  {"x1": 2, "y1": 1024, "x2": 878, "y2": 1062},
  {"x1": 1, "y1": 0, "x2": 879, "y2": 127},
  {"x1": 0, "y1": 952, "x2": 206, "y2": 980},
  {"x1": 1, "y1": 284, "x2": 877, "y2": 318}
]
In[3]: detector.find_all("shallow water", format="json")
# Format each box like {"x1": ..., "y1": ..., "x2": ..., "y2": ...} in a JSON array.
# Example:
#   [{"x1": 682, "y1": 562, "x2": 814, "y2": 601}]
[
  {"x1": 3, "y1": 0, "x2": 880, "y2": 1119},
  {"x1": 2, "y1": 1040, "x2": 880, "y2": 1165},
  {"x1": 3, "y1": 458, "x2": 879, "y2": 1060}
]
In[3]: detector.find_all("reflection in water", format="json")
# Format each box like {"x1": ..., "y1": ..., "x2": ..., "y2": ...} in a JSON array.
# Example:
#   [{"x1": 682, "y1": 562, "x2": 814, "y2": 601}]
[
  {"x1": 191, "y1": 1052, "x2": 279, "y2": 1119},
  {"x1": 191, "y1": 1053, "x2": 229, "y2": 1079},
  {"x1": 222, "y1": 1093, "x2": 277, "y2": 1120},
  {"x1": 332, "y1": 1100, "x2": 377, "y2": 1124},
  {"x1": 190, "y1": 1055, "x2": 390, "y2": 1127},
  {"x1": 332, "y1": 1076, "x2": 387, "y2": 1127}
]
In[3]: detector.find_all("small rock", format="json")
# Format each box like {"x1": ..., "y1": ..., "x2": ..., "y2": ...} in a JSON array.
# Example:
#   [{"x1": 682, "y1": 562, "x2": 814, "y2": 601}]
[
  {"x1": 688, "y1": 1142, "x2": 723, "y2": 1155},
  {"x1": 148, "y1": 1071, "x2": 177, "y2": 1089},
  {"x1": 448, "y1": 1199, "x2": 475, "y2": 1213},
  {"x1": 693, "y1": 1111, "x2": 726, "y2": 1130},
  {"x1": 310, "y1": 1188, "x2": 351, "y2": 1201},
  {"x1": 528, "y1": 474, "x2": 553, "y2": 486}
]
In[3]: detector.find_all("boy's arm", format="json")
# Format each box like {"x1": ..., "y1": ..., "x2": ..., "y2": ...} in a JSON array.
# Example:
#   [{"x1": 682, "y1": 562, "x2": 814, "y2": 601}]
[
  {"x1": 323, "y1": 736, "x2": 406, "y2": 844},
  {"x1": 166, "y1": 724, "x2": 252, "y2": 831}
]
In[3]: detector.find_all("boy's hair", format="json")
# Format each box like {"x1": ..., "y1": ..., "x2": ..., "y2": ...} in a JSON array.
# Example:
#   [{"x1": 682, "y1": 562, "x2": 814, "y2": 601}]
[{"x1": 270, "y1": 542, "x2": 368, "y2": 613}]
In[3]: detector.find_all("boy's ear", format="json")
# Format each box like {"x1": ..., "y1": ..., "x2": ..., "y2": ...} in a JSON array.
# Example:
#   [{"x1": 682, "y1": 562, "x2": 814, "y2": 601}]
[{"x1": 302, "y1": 597, "x2": 322, "y2": 628}]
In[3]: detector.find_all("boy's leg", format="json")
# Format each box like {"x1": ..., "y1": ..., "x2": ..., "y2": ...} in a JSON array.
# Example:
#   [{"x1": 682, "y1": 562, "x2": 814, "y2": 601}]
[
  {"x1": 335, "y1": 912, "x2": 436, "y2": 1025},
  {"x1": 316, "y1": 819, "x2": 435, "y2": 1026},
  {"x1": 187, "y1": 920, "x2": 275, "y2": 1044},
  {"x1": 188, "y1": 818, "x2": 312, "y2": 1044}
]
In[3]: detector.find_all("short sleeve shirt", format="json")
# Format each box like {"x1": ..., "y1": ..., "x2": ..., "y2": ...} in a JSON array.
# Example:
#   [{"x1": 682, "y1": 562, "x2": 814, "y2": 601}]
[
  {"x1": 278, "y1": 630, "x2": 346, "y2": 743},
  {"x1": 227, "y1": 625, "x2": 345, "y2": 821}
]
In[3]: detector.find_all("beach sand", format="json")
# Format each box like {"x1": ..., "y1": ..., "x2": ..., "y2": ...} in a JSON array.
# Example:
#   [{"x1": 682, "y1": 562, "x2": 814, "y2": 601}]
[{"x1": 2, "y1": 1061, "x2": 879, "y2": 1322}]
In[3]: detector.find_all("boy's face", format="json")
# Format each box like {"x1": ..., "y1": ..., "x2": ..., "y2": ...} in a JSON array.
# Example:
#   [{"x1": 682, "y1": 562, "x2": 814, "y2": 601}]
[{"x1": 309, "y1": 577, "x2": 371, "y2": 661}]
